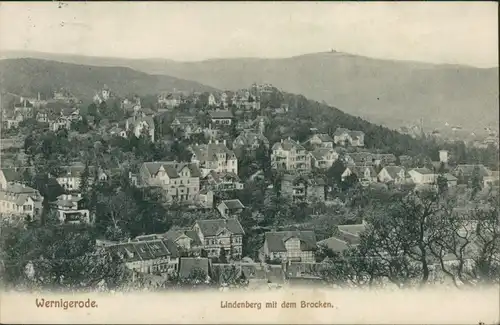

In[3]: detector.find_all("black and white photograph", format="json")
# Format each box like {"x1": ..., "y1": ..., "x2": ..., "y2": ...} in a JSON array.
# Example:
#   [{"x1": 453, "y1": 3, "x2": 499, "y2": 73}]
[{"x1": 0, "y1": 1, "x2": 498, "y2": 324}]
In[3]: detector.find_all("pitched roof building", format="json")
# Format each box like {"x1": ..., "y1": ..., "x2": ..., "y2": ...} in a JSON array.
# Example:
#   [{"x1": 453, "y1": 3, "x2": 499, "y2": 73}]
[
  {"x1": 193, "y1": 218, "x2": 245, "y2": 259},
  {"x1": 233, "y1": 130, "x2": 269, "y2": 151},
  {"x1": 139, "y1": 161, "x2": 201, "y2": 203},
  {"x1": 271, "y1": 138, "x2": 311, "y2": 172},
  {"x1": 190, "y1": 140, "x2": 238, "y2": 177},
  {"x1": 262, "y1": 230, "x2": 317, "y2": 263}
]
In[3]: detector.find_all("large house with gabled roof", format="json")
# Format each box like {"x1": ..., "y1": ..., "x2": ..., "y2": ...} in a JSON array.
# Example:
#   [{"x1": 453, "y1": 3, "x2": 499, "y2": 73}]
[
  {"x1": 139, "y1": 161, "x2": 201, "y2": 203},
  {"x1": 193, "y1": 218, "x2": 245, "y2": 259},
  {"x1": 164, "y1": 228, "x2": 203, "y2": 255},
  {"x1": 262, "y1": 230, "x2": 317, "y2": 263},
  {"x1": 309, "y1": 148, "x2": 339, "y2": 169},
  {"x1": 378, "y1": 166, "x2": 408, "y2": 184},
  {"x1": 304, "y1": 133, "x2": 334, "y2": 148},
  {"x1": 233, "y1": 130, "x2": 269, "y2": 151},
  {"x1": 0, "y1": 183, "x2": 43, "y2": 221},
  {"x1": 190, "y1": 140, "x2": 238, "y2": 177},
  {"x1": 271, "y1": 137, "x2": 311, "y2": 172},
  {"x1": 333, "y1": 128, "x2": 365, "y2": 147},
  {"x1": 217, "y1": 199, "x2": 245, "y2": 219}
]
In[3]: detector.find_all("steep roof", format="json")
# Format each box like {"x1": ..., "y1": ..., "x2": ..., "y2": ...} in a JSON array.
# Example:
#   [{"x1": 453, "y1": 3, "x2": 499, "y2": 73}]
[
  {"x1": 55, "y1": 163, "x2": 86, "y2": 178},
  {"x1": 204, "y1": 170, "x2": 240, "y2": 184},
  {"x1": 172, "y1": 115, "x2": 196, "y2": 125},
  {"x1": 265, "y1": 231, "x2": 317, "y2": 253},
  {"x1": 349, "y1": 131, "x2": 365, "y2": 139},
  {"x1": 347, "y1": 166, "x2": 377, "y2": 178},
  {"x1": 307, "y1": 133, "x2": 333, "y2": 143},
  {"x1": 190, "y1": 143, "x2": 235, "y2": 162},
  {"x1": 310, "y1": 148, "x2": 334, "y2": 160},
  {"x1": 382, "y1": 166, "x2": 405, "y2": 179},
  {"x1": 0, "y1": 184, "x2": 42, "y2": 205},
  {"x1": 317, "y1": 237, "x2": 350, "y2": 253},
  {"x1": 164, "y1": 229, "x2": 202, "y2": 246},
  {"x1": 209, "y1": 110, "x2": 234, "y2": 119},
  {"x1": 443, "y1": 173, "x2": 458, "y2": 181},
  {"x1": 271, "y1": 138, "x2": 305, "y2": 151},
  {"x1": 106, "y1": 238, "x2": 179, "y2": 262},
  {"x1": 142, "y1": 161, "x2": 201, "y2": 178},
  {"x1": 1, "y1": 168, "x2": 22, "y2": 182},
  {"x1": 410, "y1": 167, "x2": 435, "y2": 175},
  {"x1": 195, "y1": 218, "x2": 245, "y2": 237},
  {"x1": 221, "y1": 199, "x2": 245, "y2": 210},
  {"x1": 348, "y1": 152, "x2": 373, "y2": 163},
  {"x1": 126, "y1": 115, "x2": 155, "y2": 129},
  {"x1": 338, "y1": 223, "x2": 366, "y2": 237},
  {"x1": 333, "y1": 127, "x2": 350, "y2": 136},
  {"x1": 234, "y1": 131, "x2": 269, "y2": 146}
]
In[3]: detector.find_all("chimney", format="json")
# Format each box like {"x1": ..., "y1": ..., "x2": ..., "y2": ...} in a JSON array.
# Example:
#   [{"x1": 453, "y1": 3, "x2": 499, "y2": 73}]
[
  {"x1": 223, "y1": 139, "x2": 226, "y2": 146},
  {"x1": 215, "y1": 140, "x2": 219, "y2": 144},
  {"x1": 288, "y1": 136, "x2": 291, "y2": 141},
  {"x1": 67, "y1": 194, "x2": 72, "y2": 200},
  {"x1": 281, "y1": 139, "x2": 283, "y2": 143},
  {"x1": 209, "y1": 139, "x2": 212, "y2": 144}
]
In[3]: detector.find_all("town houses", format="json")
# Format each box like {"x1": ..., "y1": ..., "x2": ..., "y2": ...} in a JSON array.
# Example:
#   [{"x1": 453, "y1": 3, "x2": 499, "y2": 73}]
[{"x1": 2, "y1": 80, "x2": 498, "y2": 292}]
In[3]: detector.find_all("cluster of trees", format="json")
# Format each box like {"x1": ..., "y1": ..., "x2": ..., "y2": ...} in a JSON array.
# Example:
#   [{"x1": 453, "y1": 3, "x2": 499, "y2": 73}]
[
  {"x1": 317, "y1": 190, "x2": 500, "y2": 288},
  {"x1": 0, "y1": 222, "x2": 133, "y2": 291}
]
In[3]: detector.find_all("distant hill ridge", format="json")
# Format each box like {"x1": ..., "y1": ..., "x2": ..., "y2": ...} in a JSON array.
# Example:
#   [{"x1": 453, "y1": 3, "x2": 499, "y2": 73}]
[
  {"x1": 0, "y1": 57, "x2": 217, "y2": 100},
  {"x1": 2, "y1": 50, "x2": 496, "y2": 131}
]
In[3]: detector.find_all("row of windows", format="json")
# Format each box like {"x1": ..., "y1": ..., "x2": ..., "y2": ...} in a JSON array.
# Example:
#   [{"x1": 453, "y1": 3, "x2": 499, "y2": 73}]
[
  {"x1": 204, "y1": 237, "x2": 242, "y2": 245},
  {"x1": 213, "y1": 119, "x2": 231, "y2": 124}
]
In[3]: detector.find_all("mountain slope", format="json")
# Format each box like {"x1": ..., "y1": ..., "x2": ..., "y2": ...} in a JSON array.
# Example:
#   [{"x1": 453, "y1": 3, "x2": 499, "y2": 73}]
[
  {"x1": 148, "y1": 52, "x2": 500, "y2": 131},
  {"x1": 4, "y1": 50, "x2": 496, "y2": 131},
  {"x1": 0, "y1": 58, "x2": 216, "y2": 100}
]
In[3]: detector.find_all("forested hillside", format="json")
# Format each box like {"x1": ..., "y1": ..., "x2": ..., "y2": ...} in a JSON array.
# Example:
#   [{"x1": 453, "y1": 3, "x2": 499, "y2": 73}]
[{"x1": 0, "y1": 58, "x2": 216, "y2": 100}]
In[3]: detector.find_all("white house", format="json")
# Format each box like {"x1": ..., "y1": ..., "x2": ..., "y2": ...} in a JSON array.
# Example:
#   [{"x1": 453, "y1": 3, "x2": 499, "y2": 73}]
[
  {"x1": 304, "y1": 133, "x2": 334, "y2": 148},
  {"x1": 341, "y1": 166, "x2": 378, "y2": 183},
  {"x1": 309, "y1": 148, "x2": 338, "y2": 169},
  {"x1": 271, "y1": 138, "x2": 311, "y2": 172},
  {"x1": 378, "y1": 166, "x2": 408, "y2": 184},
  {"x1": 51, "y1": 193, "x2": 91, "y2": 224},
  {"x1": 139, "y1": 161, "x2": 201, "y2": 203},
  {"x1": 190, "y1": 140, "x2": 238, "y2": 177},
  {"x1": 0, "y1": 184, "x2": 43, "y2": 221},
  {"x1": 408, "y1": 168, "x2": 437, "y2": 184}
]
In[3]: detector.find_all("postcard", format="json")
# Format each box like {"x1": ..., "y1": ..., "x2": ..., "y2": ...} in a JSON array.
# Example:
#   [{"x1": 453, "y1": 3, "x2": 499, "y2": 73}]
[{"x1": 0, "y1": 1, "x2": 498, "y2": 324}]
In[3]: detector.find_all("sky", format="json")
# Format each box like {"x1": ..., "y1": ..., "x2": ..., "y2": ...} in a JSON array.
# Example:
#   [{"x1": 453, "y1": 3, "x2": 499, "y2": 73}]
[{"x1": 0, "y1": 1, "x2": 498, "y2": 67}]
